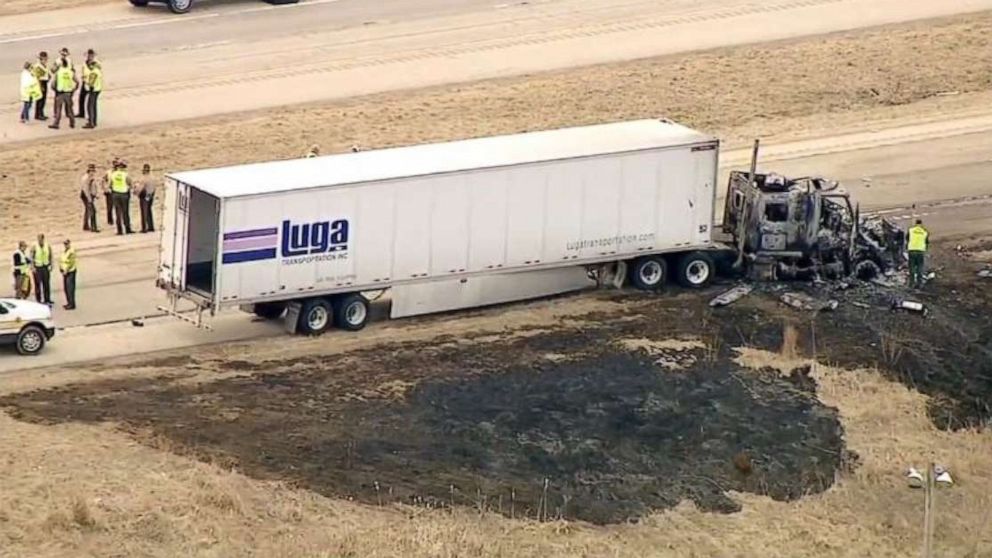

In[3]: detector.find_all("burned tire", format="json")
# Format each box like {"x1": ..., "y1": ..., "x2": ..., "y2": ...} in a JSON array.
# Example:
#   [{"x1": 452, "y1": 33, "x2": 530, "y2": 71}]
[
  {"x1": 253, "y1": 302, "x2": 286, "y2": 320},
  {"x1": 629, "y1": 256, "x2": 668, "y2": 290},
  {"x1": 297, "y1": 298, "x2": 332, "y2": 335},
  {"x1": 333, "y1": 293, "x2": 370, "y2": 332},
  {"x1": 16, "y1": 325, "x2": 46, "y2": 356},
  {"x1": 167, "y1": 0, "x2": 193, "y2": 13},
  {"x1": 854, "y1": 259, "x2": 882, "y2": 281},
  {"x1": 675, "y1": 251, "x2": 715, "y2": 288}
]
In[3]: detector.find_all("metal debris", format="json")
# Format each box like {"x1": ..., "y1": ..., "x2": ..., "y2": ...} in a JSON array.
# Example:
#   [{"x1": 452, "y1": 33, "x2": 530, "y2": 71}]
[
  {"x1": 780, "y1": 292, "x2": 838, "y2": 312},
  {"x1": 892, "y1": 300, "x2": 925, "y2": 313},
  {"x1": 709, "y1": 284, "x2": 753, "y2": 307}
]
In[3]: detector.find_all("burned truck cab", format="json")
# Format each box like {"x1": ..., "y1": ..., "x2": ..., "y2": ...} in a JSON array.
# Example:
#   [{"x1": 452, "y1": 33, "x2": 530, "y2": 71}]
[{"x1": 723, "y1": 170, "x2": 903, "y2": 281}]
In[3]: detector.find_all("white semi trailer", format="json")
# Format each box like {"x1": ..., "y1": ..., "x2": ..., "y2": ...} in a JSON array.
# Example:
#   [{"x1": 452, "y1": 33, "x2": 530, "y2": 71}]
[{"x1": 157, "y1": 119, "x2": 722, "y2": 334}]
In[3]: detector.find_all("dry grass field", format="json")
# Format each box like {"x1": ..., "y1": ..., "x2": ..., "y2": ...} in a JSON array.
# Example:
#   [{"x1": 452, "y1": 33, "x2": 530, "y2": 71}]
[{"x1": 3, "y1": 12, "x2": 992, "y2": 246}]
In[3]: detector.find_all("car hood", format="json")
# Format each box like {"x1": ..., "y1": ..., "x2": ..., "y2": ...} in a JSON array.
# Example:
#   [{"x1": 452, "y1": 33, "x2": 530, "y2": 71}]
[{"x1": 3, "y1": 300, "x2": 52, "y2": 320}]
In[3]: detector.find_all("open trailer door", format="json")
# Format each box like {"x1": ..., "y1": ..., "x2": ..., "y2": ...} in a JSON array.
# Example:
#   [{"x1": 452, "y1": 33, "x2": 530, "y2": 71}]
[{"x1": 159, "y1": 177, "x2": 190, "y2": 293}]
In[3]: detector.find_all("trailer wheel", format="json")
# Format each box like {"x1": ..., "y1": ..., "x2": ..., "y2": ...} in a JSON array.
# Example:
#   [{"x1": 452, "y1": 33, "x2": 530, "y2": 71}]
[
  {"x1": 298, "y1": 298, "x2": 332, "y2": 335},
  {"x1": 675, "y1": 251, "x2": 715, "y2": 288},
  {"x1": 629, "y1": 256, "x2": 668, "y2": 290},
  {"x1": 16, "y1": 325, "x2": 46, "y2": 356},
  {"x1": 253, "y1": 302, "x2": 286, "y2": 320},
  {"x1": 334, "y1": 294, "x2": 370, "y2": 331}
]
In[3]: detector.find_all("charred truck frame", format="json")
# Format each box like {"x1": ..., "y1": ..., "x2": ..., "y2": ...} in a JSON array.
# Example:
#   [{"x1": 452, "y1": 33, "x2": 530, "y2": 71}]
[{"x1": 722, "y1": 141, "x2": 905, "y2": 281}]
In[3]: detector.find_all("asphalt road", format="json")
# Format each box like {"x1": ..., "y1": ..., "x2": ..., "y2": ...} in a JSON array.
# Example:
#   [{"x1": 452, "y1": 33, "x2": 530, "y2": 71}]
[
  {"x1": 2, "y1": 114, "x2": 991, "y2": 371},
  {"x1": 4, "y1": 0, "x2": 992, "y2": 142}
]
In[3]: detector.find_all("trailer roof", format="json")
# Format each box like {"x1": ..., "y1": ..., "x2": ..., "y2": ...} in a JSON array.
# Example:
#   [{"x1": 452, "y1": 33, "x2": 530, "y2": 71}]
[{"x1": 168, "y1": 119, "x2": 716, "y2": 198}]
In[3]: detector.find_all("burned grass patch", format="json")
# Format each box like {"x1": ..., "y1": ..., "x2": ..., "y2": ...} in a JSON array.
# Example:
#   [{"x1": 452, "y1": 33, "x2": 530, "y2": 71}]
[{"x1": 2, "y1": 302, "x2": 848, "y2": 524}]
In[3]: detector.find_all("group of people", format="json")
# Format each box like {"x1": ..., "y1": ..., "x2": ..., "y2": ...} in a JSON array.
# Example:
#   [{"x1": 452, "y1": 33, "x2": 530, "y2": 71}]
[
  {"x1": 12, "y1": 235, "x2": 77, "y2": 310},
  {"x1": 80, "y1": 158, "x2": 158, "y2": 235},
  {"x1": 19, "y1": 47, "x2": 103, "y2": 129}
]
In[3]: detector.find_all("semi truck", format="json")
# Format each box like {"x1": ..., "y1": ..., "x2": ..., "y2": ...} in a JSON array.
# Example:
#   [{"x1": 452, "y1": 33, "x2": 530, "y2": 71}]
[
  {"x1": 129, "y1": 0, "x2": 298, "y2": 15},
  {"x1": 157, "y1": 119, "x2": 724, "y2": 333}
]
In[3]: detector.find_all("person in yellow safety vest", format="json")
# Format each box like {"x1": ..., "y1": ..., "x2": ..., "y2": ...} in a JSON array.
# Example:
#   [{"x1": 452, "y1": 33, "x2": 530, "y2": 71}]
[
  {"x1": 110, "y1": 161, "x2": 135, "y2": 235},
  {"x1": 82, "y1": 60, "x2": 103, "y2": 129},
  {"x1": 31, "y1": 52, "x2": 50, "y2": 121},
  {"x1": 77, "y1": 49, "x2": 97, "y2": 120},
  {"x1": 907, "y1": 219, "x2": 930, "y2": 289},
  {"x1": 103, "y1": 158, "x2": 119, "y2": 226},
  {"x1": 31, "y1": 234, "x2": 54, "y2": 306},
  {"x1": 12, "y1": 241, "x2": 32, "y2": 300},
  {"x1": 19, "y1": 62, "x2": 43, "y2": 124},
  {"x1": 48, "y1": 58, "x2": 78, "y2": 130},
  {"x1": 59, "y1": 239, "x2": 78, "y2": 310}
]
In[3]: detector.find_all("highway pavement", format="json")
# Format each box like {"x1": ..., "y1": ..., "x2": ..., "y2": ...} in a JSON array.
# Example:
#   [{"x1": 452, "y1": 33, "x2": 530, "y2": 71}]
[{"x1": 3, "y1": 0, "x2": 992, "y2": 143}]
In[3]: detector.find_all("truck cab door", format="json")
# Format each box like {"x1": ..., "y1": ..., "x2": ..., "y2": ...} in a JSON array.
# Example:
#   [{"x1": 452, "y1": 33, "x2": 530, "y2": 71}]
[{"x1": 723, "y1": 170, "x2": 750, "y2": 235}]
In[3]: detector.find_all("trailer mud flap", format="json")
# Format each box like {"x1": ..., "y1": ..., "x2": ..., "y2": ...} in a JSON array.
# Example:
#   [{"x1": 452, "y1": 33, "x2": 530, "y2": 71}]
[
  {"x1": 389, "y1": 267, "x2": 595, "y2": 319},
  {"x1": 284, "y1": 302, "x2": 302, "y2": 334}
]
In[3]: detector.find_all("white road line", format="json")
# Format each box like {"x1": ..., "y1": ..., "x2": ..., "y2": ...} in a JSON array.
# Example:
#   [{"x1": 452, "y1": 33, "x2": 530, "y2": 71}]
[{"x1": 0, "y1": 0, "x2": 342, "y2": 45}]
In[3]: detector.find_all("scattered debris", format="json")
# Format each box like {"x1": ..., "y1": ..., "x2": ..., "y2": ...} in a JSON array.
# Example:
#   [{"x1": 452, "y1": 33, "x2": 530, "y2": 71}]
[
  {"x1": 780, "y1": 292, "x2": 838, "y2": 312},
  {"x1": 710, "y1": 284, "x2": 753, "y2": 307},
  {"x1": 891, "y1": 300, "x2": 925, "y2": 314}
]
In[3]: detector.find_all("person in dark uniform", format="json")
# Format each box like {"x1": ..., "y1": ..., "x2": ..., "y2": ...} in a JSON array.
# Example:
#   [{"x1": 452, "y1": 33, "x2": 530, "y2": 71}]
[{"x1": 138, "y1": 164, "x2": 157, "y2": 233}]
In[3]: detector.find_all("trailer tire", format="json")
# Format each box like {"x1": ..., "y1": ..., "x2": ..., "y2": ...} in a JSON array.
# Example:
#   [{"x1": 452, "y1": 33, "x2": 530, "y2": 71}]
[
  {"x1": 629, "y1": 256, "x2": 668, "y2": 290},
  {"x1": 253, "y1": 302, "x2": 286, "y2": 320},
  {"x1": 167, "y1": 0, "x2": 193, "y2": 13},
  {"x1": 675, "y1": 251, "x2": 715, "y2": 288},
  {"x1": 334, "y1": 293, "x2": 370, "y2": 331},
  {"x1": 298, "y1": 298, "x2": 332, "y2": 335},
  {"x1": 16, "y1": 325, "x2": 46, "y2": 356}
]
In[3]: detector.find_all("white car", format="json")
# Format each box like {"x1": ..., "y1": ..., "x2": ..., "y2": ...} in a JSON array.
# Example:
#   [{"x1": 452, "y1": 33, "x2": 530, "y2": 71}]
[{"x1": 0, "y1": 299, "x2": 56, "y2": 355}]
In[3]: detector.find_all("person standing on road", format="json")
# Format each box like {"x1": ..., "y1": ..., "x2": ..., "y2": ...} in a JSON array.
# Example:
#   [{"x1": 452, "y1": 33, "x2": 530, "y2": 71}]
[
  {"x1": 77, "y1": 49, "x2": 97, "y2": 119},
  {"x1": 138, "y1": 164, "x2": 157, "y2": 233},
  {"x1": 103, "y1": 158, "x2": 118, "y2": 226},
  {"x1": 48, "y1": 58, "x2": 79, "y2": 130},
  {"x1": 80, "y1": 164, "x2": 100, "y2": 232},
  {"x1": 12, "y1": 242, "x2": 32, "y2": 300},
  {"x1": 19, "y1": 62, "x2": 42, "y2": 124},
  {"x1": 31, "y1": 234, "x2": 53, "y2": 305},
  {"x1": 110, "y1": 161, "x2": 135, "y2": 235},
  {"x1": 907, "y1": 219, "x2": 930, "y2": 289},
  {"x1": 53, "y1": 48, "x2": 72, "y2": 103},
  {"x1": 59, "y1": 239, "x2": 78, "y2": 310},
  {"x1": 82, "y1": 60, "x2": 103, "y2": 129},
  {"x1": 32, "y1": 52, "x2": 50, "y2": 121}
]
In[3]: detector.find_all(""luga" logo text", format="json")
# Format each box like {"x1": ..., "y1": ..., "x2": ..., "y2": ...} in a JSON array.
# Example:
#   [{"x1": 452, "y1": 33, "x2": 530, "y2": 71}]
[{"x1": 280, "y1": 219, "x2": 349, "y2": 257}]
